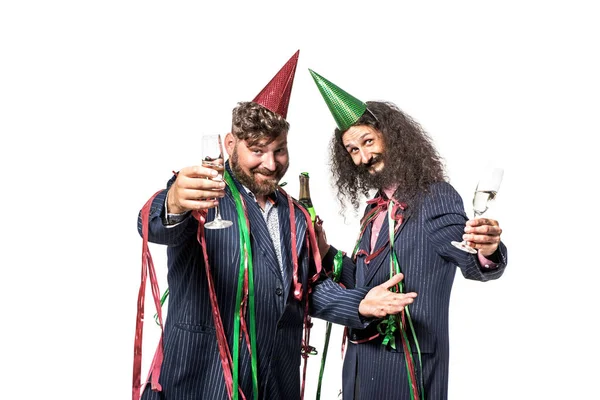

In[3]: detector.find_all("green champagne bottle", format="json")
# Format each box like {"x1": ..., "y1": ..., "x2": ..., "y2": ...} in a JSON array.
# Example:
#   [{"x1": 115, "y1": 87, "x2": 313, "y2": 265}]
[{"x1": 298, "y1": 172, "x2": 316, "y2": 224}]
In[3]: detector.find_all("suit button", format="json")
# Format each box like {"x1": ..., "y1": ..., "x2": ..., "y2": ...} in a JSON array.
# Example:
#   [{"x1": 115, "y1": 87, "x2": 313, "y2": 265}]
[
  {"x1": 351, "y1": 334, "x2": 358, "y2": 341},
  {"x1": 275, "y1": 288, "x2": 283, "y2": 296}
]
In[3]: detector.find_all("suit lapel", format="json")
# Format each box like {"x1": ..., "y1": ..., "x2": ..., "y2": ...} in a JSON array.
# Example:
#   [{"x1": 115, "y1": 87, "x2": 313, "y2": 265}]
[
  {"x1": 294, "y1": 209, "x2": 307, "y2": 259},
  {"x1": 237, "y1": 186, "x2": 282, "y2": 282},
  {"x1": 355, "y1": 223, "x2": 370, "y2": 287},
  {"x1": 364, "y1": 213, "x2": 411, "y2": 286},
  {"x1": 279, "y1": 195, "x2": 307, "y2": 298}
]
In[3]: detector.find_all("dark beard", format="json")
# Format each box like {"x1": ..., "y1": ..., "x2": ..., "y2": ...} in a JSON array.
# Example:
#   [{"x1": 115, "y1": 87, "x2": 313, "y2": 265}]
[
  {"x1": 230, "y1": 149, "x2": 288, "y2": 196},
  {"x1": 356, "y1": 154, "x2": 397, "y2": 191}
]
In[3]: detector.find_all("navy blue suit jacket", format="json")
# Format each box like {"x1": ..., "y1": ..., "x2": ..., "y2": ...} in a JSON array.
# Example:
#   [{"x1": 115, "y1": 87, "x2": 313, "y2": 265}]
[
  {"x1": 137, "y1": 163, "x2": 370, "y2": 400},
  {"x1": 326, "y1": 182, "x2": 508, "y2": 400}
]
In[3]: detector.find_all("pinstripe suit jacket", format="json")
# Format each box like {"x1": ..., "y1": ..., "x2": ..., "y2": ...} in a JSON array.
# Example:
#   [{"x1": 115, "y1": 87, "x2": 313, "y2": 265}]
[
  {"x1": 137, "y1": 163, "x2": 370, "y2": 400},
  {"x1": 328, "y1": 182, "x2": 508, "y2": 400}
]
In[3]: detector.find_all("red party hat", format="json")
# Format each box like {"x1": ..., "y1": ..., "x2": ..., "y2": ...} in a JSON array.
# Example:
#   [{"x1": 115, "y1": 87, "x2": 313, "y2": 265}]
[{"x1": 252, "y1": 50, "x2": 299, "y2": 119}]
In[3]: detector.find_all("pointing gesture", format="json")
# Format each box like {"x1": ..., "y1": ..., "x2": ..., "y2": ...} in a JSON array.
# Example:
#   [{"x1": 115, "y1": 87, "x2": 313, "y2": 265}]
[{"x1": 359, "y1": 273, "x2": 418, "y2": 319}]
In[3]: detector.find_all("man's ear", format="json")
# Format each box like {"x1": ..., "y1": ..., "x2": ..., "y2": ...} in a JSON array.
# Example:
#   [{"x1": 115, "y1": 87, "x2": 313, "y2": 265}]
[{"x1": 224, "y1": 132, "x2": 235, "y2": 157}]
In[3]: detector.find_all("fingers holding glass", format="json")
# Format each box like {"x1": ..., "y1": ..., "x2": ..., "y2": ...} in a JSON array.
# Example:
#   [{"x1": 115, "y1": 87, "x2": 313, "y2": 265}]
[
  {"x1": 168, "y1": 166, "x2": 226, "y2": 212},
  {"x1": 201, "y1": 134, "x2": 233, "y2": 229},
  {"x1": 451, "y1": 167, "x2": 504, "y2": 253}
]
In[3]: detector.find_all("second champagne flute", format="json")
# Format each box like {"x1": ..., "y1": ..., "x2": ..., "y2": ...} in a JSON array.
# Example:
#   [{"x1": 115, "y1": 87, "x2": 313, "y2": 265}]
[
  {"x1": 451, "y1": 167, "x2": 504, "y2": 253},
  {"x1": 202, "y1": 134, "x2": 233, "y2": 229}
]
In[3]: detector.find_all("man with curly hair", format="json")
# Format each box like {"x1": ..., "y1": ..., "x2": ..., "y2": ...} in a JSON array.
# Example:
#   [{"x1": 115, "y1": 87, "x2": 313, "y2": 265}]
[
  {"x1": 309, "y1": 70, "x2": 508, "y2": 400},
  {"x1": 132, "y1": 54, "x2": 419, "y2": 400}
]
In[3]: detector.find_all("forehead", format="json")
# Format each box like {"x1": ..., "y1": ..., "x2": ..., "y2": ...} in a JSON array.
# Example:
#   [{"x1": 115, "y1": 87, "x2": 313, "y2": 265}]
[
  {"x1": 241, "y1": 132, "x2": 288, "y2": 148},
  {"x1": 342, "y1": 125, "x2": 381, "y2": 146}
]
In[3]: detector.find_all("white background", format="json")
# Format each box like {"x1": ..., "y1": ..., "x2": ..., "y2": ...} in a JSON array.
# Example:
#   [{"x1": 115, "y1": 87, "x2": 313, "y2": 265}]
[{"x1": 1, "y1": 1, "x2": 598, "y2": 399}]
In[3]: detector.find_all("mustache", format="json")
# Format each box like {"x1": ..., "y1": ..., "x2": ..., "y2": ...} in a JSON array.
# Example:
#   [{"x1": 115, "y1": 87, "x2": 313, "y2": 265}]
[
  {"x1": 251, "y1": 167, "x2": 282, "y2": 176},
  {"x1": 361, "y1": 154, "x2": 383, "y2": 168}
]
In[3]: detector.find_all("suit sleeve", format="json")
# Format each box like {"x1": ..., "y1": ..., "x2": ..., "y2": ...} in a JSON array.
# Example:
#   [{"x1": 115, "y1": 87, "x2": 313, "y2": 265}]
[
  {"x1": 320, "y1": 245, "x2": 357, "y2": 289},
  {"x1": 309, "y1": 278, "x2": 371, "y2": 329},
  {"x1": 422, "y1": 182, "x2": 507, "y2": 281},
  {"x1": 136, "y1": 176, "x2": 198, "y2": 246},
  {"x1": 310, "y1": 206, "x2": 376, "y2": 328}
]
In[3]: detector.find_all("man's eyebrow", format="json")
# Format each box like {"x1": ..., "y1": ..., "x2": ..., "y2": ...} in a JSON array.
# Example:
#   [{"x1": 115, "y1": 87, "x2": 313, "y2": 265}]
[{"x1": 344, "y1": 132, "x2": 371, "y2": 148}]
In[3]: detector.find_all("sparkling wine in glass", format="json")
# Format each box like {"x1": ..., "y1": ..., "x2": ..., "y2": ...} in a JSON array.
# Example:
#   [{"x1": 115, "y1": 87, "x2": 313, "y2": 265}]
[
  {"x1": 451, "y1": 167, "x2": 504, "y2": 253},
  {"x1": 202, "y1": 134, "x2": 233, "y2": 229}
]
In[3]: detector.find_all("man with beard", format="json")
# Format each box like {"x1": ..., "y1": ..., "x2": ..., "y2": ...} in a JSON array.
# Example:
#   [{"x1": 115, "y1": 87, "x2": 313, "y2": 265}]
[
  {"x1": 133, "y1": 53, "x2": 417, "y2": 400},
  {"x1": 309, "y1": 70, "x2": 508, "y2": 400}
]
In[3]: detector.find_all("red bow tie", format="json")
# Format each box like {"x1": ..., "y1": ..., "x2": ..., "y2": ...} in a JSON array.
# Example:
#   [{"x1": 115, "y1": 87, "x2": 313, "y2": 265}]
[{"x1": 366, "y1": 196, "x2": 407, "y2": 218}]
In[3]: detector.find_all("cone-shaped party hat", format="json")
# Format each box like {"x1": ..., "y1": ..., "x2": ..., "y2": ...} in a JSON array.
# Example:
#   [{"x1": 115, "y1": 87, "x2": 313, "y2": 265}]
[
  {"x1": 309, "y1": 69, "x2": 367, "y2": 131},
  {"x1": 252, "y1": 50, "x2": 299, "y2": 119}
]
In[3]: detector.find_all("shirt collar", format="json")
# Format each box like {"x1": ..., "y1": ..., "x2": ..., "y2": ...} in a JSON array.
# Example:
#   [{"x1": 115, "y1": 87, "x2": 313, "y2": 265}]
[{"x1": 243, "y1": 186, "x2": 279, "y2": 206}]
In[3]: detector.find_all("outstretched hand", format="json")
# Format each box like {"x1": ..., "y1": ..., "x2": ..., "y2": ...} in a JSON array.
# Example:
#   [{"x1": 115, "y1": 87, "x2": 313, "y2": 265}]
[
  {"x1": 167, "y1": 165, "x2": 226, "y2": 214},
  {"x1": 359, "y1": 273, "x2": 418, "y2": 319}
]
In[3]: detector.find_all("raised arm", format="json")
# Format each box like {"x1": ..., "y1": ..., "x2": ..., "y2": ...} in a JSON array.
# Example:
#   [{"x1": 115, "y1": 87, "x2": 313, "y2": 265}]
[{"x1": 137, "y1": 165, "x2": 226, "y2": 246}]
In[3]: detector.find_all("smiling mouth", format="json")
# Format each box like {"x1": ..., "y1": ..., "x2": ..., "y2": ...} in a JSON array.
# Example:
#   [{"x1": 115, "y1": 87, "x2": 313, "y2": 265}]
[
  {"x1": 253, "y1": 173, "x2": 281, "y2": 184},
  {"x1": 254, "y1": 171, "x2": 276, "y2": 178}
]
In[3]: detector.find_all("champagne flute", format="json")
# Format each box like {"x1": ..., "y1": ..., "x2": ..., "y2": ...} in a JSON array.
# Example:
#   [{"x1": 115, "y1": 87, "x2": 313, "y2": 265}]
[
  {"x1": 202, "y1": 134, "x2": 233, "y2": 229},
  {"x1": 451, "y1": 167, "x2": 504, "y2": 253}
]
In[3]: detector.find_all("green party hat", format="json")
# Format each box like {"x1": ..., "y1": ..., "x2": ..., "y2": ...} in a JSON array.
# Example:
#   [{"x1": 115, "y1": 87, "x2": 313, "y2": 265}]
[{"x1": 309, "y1": 69, "x2": 367, "y2": 131}]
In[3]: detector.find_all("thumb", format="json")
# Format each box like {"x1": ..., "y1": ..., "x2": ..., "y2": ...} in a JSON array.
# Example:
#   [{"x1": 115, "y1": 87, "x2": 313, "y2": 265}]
[{"x1": 381, "y1": 273, "x2": 404, "y2": 289}]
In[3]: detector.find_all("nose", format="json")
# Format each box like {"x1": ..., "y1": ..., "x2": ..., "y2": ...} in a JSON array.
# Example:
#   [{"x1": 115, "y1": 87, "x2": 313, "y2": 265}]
[
  {"x1": 262, "y1": 152, "x2": 276, "y2": 171},
  {"x1": 359, "y1": 148, "x2": 371, "y2": 165}
]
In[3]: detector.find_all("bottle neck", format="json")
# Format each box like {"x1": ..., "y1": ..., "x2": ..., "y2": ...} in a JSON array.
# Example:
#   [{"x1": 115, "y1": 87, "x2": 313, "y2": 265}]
[{"x1": 299, "y1": 176, "x2": 311, "y2": 201}]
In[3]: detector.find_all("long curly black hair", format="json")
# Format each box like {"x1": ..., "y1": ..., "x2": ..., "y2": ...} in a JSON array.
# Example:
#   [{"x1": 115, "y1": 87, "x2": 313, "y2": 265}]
[{"x1": 330, "y1": 101, "x2": 447, "y2": 213}]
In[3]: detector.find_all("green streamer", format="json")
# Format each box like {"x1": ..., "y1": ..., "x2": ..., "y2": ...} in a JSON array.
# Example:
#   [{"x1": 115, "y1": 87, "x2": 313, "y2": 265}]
[
  {"x1": 348, "y1": 197, "x2": 425, "y2": 398},
  {"x1": 153, "y1": 288, "x2": 169, "y2": 325},
  {"x1": 224, "y1": 170, "x2": 259, "y2": 400},
  {"x1": 332, "y1": 250, "x2": 344, "y2": 283},
  {"x1": 395, "y1": 249, "x2": 424, "y2": 399},
  {"x1": 382, "y1": 200, "x2": 425, "y2": 400},
  {"x1": 316, "y1": 323, "x2": 332, "y2": 400},
  {"x1": 373, "y1": 200, "x2": 425, "y2": 400},
  {"x1": 316, "y1": 250, "x2": 344, "y2": 399}
]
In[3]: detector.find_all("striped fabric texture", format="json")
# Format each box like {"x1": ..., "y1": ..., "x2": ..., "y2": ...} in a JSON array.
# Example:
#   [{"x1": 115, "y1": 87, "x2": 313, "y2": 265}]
[
  {"x1": 328, "y1": 182, "x2": 508, "y2": 400},
  {"x1": 136, "y1": 163, "x2": 370, "y2": 400}
]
